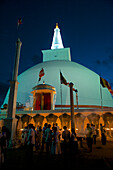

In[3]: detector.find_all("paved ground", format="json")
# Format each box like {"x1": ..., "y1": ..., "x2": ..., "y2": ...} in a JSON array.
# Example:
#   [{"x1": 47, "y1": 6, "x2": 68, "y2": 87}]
[{"x1": 1, "y1": 137, "x2": 113, "y2": 169}]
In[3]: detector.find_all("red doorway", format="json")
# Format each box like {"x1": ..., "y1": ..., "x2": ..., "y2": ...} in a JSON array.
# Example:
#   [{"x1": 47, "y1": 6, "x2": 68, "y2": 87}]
[
  {"x1": 34, "y1": 93, "x2": 51, "y2": 110},
  {"x1": 43, "y1": 93, "x2": 51, "y2": 110},
  {"x1": 35, "y1": 93, "x2": 41, "y2": 110}
]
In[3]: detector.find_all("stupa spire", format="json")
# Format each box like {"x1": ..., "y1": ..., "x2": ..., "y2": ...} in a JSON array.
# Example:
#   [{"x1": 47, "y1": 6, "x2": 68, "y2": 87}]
[{"x1": 51, "y1": 23, "x2": 64, "y2": 49}]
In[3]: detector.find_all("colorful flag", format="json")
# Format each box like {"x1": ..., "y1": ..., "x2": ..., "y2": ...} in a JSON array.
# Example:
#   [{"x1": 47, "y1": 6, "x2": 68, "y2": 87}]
[
  {"x1": 17, "y1": 18, "x2": 22, "y2": 28},
  {"x1": 109, "y1": 90, "x2": 113, "y2": 96},
  {"x1": 60, "y1": 72, "x2": 69, "y2": 85},
  {"x1": 100, "y1": 77, "x2": 113, "y2": 96},
  {"x1": 39, "y1": 68, "x2": 45, "y2": 81}
]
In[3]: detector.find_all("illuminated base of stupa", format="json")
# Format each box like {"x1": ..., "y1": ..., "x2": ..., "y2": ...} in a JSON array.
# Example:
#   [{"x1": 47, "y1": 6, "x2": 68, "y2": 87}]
[{"x1": 1, "y1": 106, "x2": 113, "y2": 138}]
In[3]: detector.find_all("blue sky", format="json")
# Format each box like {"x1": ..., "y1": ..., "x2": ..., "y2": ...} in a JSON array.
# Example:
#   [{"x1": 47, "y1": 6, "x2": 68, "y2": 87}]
[{"x1": 0, "y1": 0, "x2": 113, "y2": 106}]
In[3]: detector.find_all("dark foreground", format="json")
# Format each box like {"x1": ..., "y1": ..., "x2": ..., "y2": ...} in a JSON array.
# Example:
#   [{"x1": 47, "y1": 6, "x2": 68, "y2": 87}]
[{"x1": 1, "y1": 139, "x2": 113, "y2": 169}]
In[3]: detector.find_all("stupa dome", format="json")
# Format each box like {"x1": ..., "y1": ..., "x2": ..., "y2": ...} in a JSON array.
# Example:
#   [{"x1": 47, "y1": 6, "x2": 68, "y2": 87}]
[
  {"x1": 3, "y1": 60, "x2": 113, "y2": 108},
  {"x1": 2, "y1": 24, "x2": 113, "y2": 109}
]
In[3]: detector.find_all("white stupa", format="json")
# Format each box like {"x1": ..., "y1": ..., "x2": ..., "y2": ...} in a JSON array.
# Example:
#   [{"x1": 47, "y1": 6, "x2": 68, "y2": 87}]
[{"x1": 2, "y1": 23, "x2": 113, "y2": 110}]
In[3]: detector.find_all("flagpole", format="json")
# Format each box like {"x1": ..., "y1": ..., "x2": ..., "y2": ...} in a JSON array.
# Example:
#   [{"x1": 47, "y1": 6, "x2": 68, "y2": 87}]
[
  {"x1": 73, "y1": 88, "x2": 79, "y2": 109},
  {"x1": 37, "y1": 77, "x2": 40, "y2": 85},
  {"x1": 76, "y1": 90, "x2": 79, "y2": 109},
  {"x1": 69, "y1": 82, "x2": 75, "y2": 130},
  {"x1": 60, "y1": 83, "x2": 62, "y2": 109},
  {"x1": 100, "y1": 83, "x2": 103, "y2": 114},
  {"x1": 60, "y1": 70, "x2": 62, "y2": 109},
  {"x1": 17, "y1": 18, "x2": 22, "y2": 40}
]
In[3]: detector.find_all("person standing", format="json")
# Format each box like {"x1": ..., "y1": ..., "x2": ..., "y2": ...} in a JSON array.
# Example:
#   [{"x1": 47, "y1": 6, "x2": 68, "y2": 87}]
[
  {"x1": 101, "y1": 125, "x2": 106, "y2": 145},
  {"x1": 36, "y1": 126, "x2": 42, "y2": 150},
  {"x1": 45, "y1": 124, "x2": 52, "y2": 154},
  {"x1": 62, "y1": 126, "x2": 70, "y2": 155},
  {"x1": 0, "y1": 126, "x2": 7, "y2": 166},
  {"x1": 85, "y1": 124, "x2": 93, "y2": 152},
  {"x1": 27, "y1": 124, "x2": 35, "y2": 166},
  {"x1": 91, "y1": 124, "x2": 97, "y2": 144},
  {"x1": 41, "y1": 123, "x2": 47, "y2": 153},
  {"x1": 70, "y1": 128, "x2": 78, "y2": 156},
  {"x1": 51, "y1": 126, "x2": 61, "y2": 155}
]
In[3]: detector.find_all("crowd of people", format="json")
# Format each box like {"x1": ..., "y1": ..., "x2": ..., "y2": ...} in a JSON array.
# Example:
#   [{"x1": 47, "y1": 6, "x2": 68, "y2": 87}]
[
  {"x1": 21, "y1": 122, "x2": 103, "y2": 155},
  {"x1": 19, "y1": 123, "x2": 78, "y2": 166},
  {"x1": 21, "y1": 123, "x2": 78, "y2": 156},
  {"x1": 0, "y1": 122, "x2": 106, "y2": 167}
]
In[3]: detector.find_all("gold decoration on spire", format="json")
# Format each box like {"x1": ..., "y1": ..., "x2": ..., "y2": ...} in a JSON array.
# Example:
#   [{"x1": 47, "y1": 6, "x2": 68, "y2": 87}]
[{"x1": 56, "y1": 23, "x2": 58, "y2": 28}]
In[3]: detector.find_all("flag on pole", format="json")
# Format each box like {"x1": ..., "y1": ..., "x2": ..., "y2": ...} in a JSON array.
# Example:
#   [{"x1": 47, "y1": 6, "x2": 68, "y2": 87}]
[
  {"x1": 60, "y1": 71, "x2": 69, "y2": 85},
  {"x1": 17, "y1": 18, "x2": 22, "y2": 28},
  {"x1": 100, "y1": 77, "x2": 113, "y2": 96},
  {"x1": 39, "y1": 68, "x2": 45, "y2": 81}
]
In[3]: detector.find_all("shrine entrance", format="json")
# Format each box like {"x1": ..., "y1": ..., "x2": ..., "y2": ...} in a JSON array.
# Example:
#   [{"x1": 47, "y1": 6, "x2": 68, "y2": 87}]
[
  {"x1": 31, "y1": 84, "x2": 56, "y2": 110},
  {"x1": 43, "y1": 93, "x2": 51, "y2": 110}
]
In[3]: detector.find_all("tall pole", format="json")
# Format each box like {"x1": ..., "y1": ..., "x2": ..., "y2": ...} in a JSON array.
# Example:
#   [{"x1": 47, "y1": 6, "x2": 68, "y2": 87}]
[
  {"x1": 99, "y1": 84, "x2": 103, "y2": 137},
  {"x1": 60, "y1": 83, "x2": 62, "y2": 109},
  {"x1": 6, "y1": 38, "x2": 22, "y2": 141},
  {"x1": 76, "y1": 92, "x2": 78, "y2": 109},
  {"x1": 75, "y1": 90, "x2": 79, "y2": 109},
  {"x1": 12, "y1": 38, "x2": 22, "y2": 81},
  {"x1": 100, "y1": 85, "x2": 103, "y2": 111},
  {"x1": 69, "y1": 82, "x2": 75, "y2": 130}
]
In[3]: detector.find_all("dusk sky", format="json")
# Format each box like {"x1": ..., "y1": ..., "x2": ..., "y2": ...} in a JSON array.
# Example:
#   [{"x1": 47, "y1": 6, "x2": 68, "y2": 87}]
[{"x1": 0, "y1": 0, "x2": 113, "y2": 106}]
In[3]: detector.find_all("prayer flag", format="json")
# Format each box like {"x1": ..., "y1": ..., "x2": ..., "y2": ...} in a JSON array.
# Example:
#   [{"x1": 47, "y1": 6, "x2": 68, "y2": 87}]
[
  {"x1": 60, "y1": 72, "x2": 69, "y2": 85},
  {"x1": 17, "y1": 18, "x2": 22, "y2": 28},
  {"x1": 39, "y1": 68, "x2": 45, "y2": 81},
  {"x1": 100, "y1": 77, "x2": 113, "y2": 96}
]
